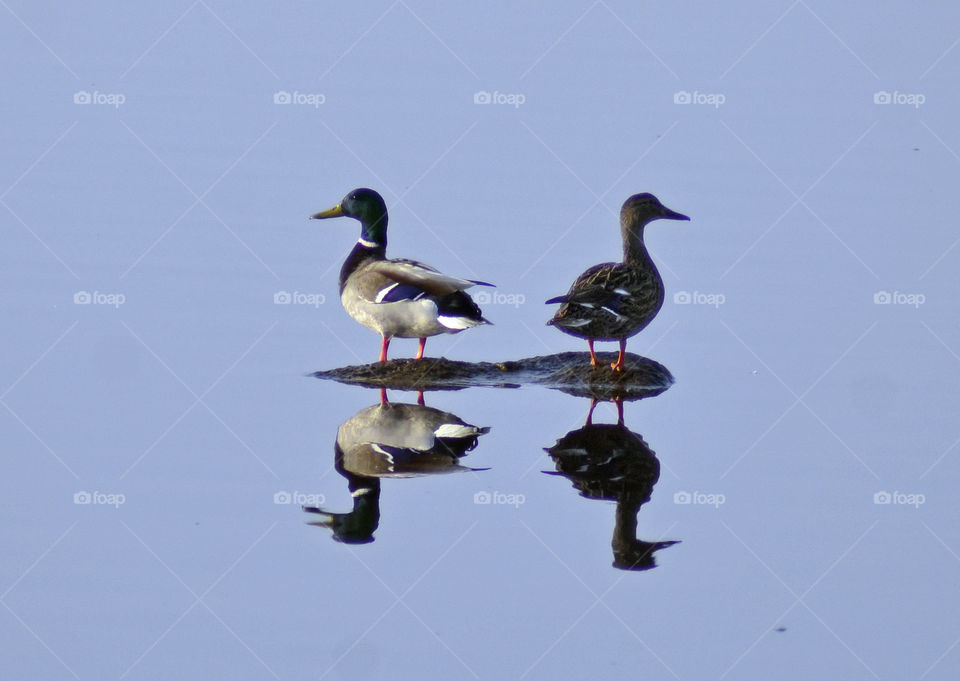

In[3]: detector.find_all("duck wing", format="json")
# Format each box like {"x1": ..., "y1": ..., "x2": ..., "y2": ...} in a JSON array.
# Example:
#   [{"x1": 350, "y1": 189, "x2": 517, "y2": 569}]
[
  {"x1": 546, "y1": 263, "x2": 624, "y2": 307},
  {"x1": 546, "y1": 260, "x2": 665, "y2": 339},
  {"x1": 357, "y1": 259, "x2": 493, "y2": 302},
  {"x1": 370, "y1": 259, "x2": 492, "y2": 294}
]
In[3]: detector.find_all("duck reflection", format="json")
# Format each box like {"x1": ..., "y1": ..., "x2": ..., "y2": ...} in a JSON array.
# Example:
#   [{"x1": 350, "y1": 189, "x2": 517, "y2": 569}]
[
  {"x1": 544, "y1": 400, "x2": 678, "y2": 570},
  {"x1": 304, "y1": 394, "x2": 489, "y2": 543}
]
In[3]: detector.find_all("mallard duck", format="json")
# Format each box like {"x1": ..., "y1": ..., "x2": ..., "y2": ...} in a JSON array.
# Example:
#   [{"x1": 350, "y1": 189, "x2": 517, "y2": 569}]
[
  {"x1": 545, "y1": 193, "x2": 689, "y2": 370},
  {"x1": 311, "y1": 188, "x2": 493, "y2": 362},
  {"x1": 333, "y1": 400, "x2": 490, "y2": 477},
  {"x1": 303, "y1": 399, "x2": 489, "y2": 543},
  {"x1": 544, "y1": 419, "x2": 678, "y2": 571}
]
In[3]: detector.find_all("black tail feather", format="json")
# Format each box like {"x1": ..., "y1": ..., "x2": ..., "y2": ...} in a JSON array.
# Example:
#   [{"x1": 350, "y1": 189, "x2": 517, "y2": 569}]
[{"x1": 435, "y1": 290, "x2": 485, "y2": 322}]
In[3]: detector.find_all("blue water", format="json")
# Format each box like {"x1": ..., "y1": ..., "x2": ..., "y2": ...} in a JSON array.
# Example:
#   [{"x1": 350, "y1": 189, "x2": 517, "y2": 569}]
[{"x1": 2, "y1": 2, "x2": 959, "y2": 680}]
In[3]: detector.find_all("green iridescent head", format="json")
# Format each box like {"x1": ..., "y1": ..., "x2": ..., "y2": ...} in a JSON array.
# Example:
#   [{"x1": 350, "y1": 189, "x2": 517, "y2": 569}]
[{"x1": 311, "y1": 187, "x2": 389, "y2": 248}]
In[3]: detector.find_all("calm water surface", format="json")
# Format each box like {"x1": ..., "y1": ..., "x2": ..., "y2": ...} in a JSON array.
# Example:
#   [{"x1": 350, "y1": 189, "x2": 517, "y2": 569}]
[{"x1": 3, "y1": 3, "x2": 960, "y2": 680}]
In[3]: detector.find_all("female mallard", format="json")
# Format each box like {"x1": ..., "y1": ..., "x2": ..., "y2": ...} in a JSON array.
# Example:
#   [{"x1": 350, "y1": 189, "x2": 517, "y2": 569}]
[
  {"x1": 311, "y1": 188, "x2": 493, "y2": 362},
  {"x1": 546, "y1": 193, "x2": 689, "y2": 371},
  {"x1": 545, "y1": 419, "x2": 678, "y2": 570}
]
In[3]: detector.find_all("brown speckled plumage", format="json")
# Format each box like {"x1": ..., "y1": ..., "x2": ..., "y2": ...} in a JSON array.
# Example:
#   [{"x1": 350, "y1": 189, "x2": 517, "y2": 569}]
[
  {"x1": 546, "y1": 193, "x2": 689, "y2": 370},
  {"x1": 547, "y1": 259, "x2": 664, "y2": 341}
]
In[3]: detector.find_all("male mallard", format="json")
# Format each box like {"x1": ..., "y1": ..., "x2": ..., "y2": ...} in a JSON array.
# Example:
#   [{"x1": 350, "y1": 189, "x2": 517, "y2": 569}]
[
  {"x1": 302, "y1": 399, "x2": 489, "y2": 543},
  {"x1": 333, "y1": 400, "x2": 490, "y2": 477},
  {"x1": 545, "y1": 193, "x2": 689, "y2": 371},
  {"x1": 311, "y1": 188, "x2": 493, "y2": 362}
]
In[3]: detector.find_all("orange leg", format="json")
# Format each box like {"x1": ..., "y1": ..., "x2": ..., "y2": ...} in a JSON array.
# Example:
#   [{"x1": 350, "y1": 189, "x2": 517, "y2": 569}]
[
  {"x1": 415, "y1": 337, "x2": 426, "y2": 360},
  {"x1": 585, "y1": 399, "x2": 598, "y2": 426},
  {"x1": 379, "y1": 336, "x2": 390, "y2": 362},
  {"x1": 615, "y1": 398, "x2": 624, "y2": 425},
  {"x1": 588, "y1": 339, "x2": 599, "y2": 366},
  {"x1": 379, "y1": 388, "x2": 388, "y2": 405},
  {"x1": 417, "y1": 390, "x2": 425, "y2": 406},
  {"x1": 611, "y1": 339, "x2": 627, "y2": 371}
]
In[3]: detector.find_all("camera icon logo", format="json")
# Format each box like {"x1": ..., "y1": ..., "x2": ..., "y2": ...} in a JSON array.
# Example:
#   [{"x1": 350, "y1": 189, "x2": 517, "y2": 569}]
[
  {"x1": 274, "y1": 491, "x2": 292, "y2": 504},
  {"x1": 873, "y1": 491, "x2": 892, "y2": 505},
  {"x1": 473, "y1": 290, "x2": 491, "y2": 304},
  {"x1": 474, "y1": 491, "x2": 491, "y2": 504},
  {"x1": 873, "y1": 91, "x2": 891, "y2": 105},
  {"x1": 274, "y1": 291, "x2": 292, "y2": 304},
  {"x1": 74, "y1": 91, "x2": 91, "y2": 104},
  {"x1": 274, "y1": 90, "x2": 291, "y2": 104},
  {"x1": 473, "y1": 90, "x2": 491, "y2": 105},
  {"x1": 673, "y1": 490, "x2": 692, "y2": 504},
  {"x1": 74, "y1": 491, "x2": 92, "y2": 504},
  {"x1": 74, "y1": 291, "x2": 92, "y2": 304},
  {"x1": 674, "y1": 90, "x2": 691, "y2": 104},
  {"x1": 873, "y1": 290, "x2": 891, "y2": 305},
  {"x1": 673, "y1": 291, "x2": 691, "y2": 305}
]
